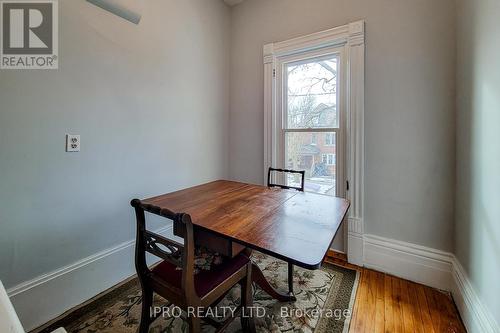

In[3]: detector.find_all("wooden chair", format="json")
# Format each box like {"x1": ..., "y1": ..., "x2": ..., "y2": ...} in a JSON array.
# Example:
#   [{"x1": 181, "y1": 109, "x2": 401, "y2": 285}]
[
  {"x1": 131, "y1": 199, "x2": 256, "y2": 333},
  {"x1": 266, "y1": 167, "x2": 305, "y2": 297},
  {"x1": 267, "y1": 167, "x2": 305, "y2": 192}
]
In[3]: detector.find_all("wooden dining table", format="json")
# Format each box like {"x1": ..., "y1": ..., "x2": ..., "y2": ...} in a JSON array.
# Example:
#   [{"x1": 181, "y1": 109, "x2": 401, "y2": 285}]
[{"x1": 142, "y1": 180, "x2": 350, "y2": 302}]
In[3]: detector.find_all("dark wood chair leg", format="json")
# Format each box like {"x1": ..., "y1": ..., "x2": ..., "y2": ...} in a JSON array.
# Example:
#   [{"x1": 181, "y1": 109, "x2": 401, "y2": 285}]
[
  {"x1": 288, "y1": 263, "x2": 294, "y2": 296},
  {"x1": 138, "y1": 286, "x2": 153, "y2": 333},
  {"x1": 188, "y1": 316, "x2": 201, "y2": 333},
  {"x1": 241, "y1": 263, "x2": 256, "y2": 333}
]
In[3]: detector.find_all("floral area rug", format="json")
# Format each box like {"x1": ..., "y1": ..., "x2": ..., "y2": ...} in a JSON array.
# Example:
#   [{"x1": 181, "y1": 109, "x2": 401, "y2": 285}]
[{"x1": 38, "y1": 253, "x2": 359, "y2": 333}]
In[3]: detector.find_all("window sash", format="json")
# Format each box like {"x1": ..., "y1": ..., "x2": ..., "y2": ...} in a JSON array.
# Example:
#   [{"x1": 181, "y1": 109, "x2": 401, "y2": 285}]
[{"x1": 283, "y1": 53, "x2": 340, "y2": 131}]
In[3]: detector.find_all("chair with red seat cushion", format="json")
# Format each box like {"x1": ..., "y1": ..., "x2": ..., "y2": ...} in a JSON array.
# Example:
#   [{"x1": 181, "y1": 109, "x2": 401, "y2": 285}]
[
  {"x1": 152, "y1": 251, "x2": 249, "y2": 298},
  {"x1": 131, "y1": 199, "x2": 255, "y2": 333}
]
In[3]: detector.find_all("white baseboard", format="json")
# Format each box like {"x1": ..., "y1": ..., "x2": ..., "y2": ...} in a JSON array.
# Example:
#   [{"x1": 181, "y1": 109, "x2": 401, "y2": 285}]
[
  {"x1": 451, "y1": 257, "x2": 500, "y2": 333},
  {"x1": 363, "y1": 234, "x2": 453, "y2": 291},
  {"x1": 7, "y1": 225, "x2": 173, "y2": 332},
  {"x1": 360, "y1": 233, "x2": 499, "y2": 333}
]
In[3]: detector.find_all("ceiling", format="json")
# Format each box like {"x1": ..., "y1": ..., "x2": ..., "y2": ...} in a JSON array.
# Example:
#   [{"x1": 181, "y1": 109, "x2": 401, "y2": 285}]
[{"x1": 223, "y1": 0, "x2": 245, "y2": 6}]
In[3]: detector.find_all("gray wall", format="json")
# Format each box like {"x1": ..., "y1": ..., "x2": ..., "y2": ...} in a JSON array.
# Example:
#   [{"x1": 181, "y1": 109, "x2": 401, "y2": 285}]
[
  {"x1": 0, "y1": 0, "x2": 230, "y2": 288},
  {"x1": 455, "y1": 0, "x2": 500, "y2": 324},
  {"x1": 229, "y1": 0, "x2": 456, "y2": 251}
]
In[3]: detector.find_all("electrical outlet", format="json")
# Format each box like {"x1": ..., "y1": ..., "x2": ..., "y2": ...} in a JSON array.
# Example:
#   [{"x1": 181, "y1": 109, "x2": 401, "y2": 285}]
[{"x1": 66, "y1": 134, "x2": 80, "y2": 152}]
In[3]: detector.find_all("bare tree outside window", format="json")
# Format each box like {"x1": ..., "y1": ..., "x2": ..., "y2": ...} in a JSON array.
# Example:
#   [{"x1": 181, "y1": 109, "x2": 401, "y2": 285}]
[{"x1": 284, "y1": 56, "x2": 339, "y2": 195}]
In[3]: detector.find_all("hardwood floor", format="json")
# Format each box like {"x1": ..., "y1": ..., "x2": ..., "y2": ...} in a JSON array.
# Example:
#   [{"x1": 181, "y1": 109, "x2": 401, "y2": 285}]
[
  {"x1": 33, "y1": 253, "x2": 467, "y2": 333},
  {"x1": 325, "y1": 255, "x2": 467, "y2": 333}
]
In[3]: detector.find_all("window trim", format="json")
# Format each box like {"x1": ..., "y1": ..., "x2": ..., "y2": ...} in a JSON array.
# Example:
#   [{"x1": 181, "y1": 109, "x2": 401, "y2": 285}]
[{"x1": 263, "y1": 21, "x2": 365, "y2": 264}]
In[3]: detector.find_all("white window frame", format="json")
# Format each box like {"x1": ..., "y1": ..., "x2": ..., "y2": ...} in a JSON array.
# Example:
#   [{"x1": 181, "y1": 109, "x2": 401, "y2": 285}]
[{"x1": 263, "y1": 21, "x2": 365, "y2": 265}]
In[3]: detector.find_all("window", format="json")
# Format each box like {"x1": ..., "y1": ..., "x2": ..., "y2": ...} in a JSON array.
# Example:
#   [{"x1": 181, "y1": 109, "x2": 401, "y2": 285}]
[
  {"x1": 311, "y1": 133, "x2": 317, "y2": 145},
  {"x1": 325, "y1": 133, "x2": 335, "y2": 146},
  {"x1": 280, "y1": 52, "x2": 344, "y2": 196},
  {"x1": 264, "y1": 21, "x2": 365, "y2": 257},
  {"x1": 322, "y1": 153, "x2": 336, "y2": 165}
]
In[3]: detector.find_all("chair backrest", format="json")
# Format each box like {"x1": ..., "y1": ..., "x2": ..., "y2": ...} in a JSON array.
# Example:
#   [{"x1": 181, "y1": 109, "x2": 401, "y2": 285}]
[
  {"x1": 131, "y1": 199, "x2": 196, "y2": 295},
  {"x1": 267, "y1": 167, "x2": 305, "y2": 192}
]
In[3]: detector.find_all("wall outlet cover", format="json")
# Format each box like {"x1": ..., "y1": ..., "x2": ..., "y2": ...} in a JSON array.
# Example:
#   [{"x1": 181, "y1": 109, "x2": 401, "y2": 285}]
[{"x1": 66, "y1": 134, "x2": 80, "y2": 152}]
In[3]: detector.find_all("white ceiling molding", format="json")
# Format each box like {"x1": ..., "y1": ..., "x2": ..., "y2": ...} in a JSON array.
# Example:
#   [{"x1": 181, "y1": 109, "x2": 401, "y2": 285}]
[{"x1": 223, "y1": 0, "x2": 245, "y2": 6}]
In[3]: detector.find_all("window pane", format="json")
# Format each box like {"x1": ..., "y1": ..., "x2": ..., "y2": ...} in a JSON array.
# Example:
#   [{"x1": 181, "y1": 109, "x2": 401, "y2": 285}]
[
  {"x1": 286, "y1": 57, "x2": 339, "y2": 129},
  {"x1": 285, "y1": 132, "x2": 336, "y2": 196}
]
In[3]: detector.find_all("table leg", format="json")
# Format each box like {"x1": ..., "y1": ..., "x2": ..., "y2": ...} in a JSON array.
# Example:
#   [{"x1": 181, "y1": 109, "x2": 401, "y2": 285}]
[{"x1": 251, "y1": 262, "x2": 296, "y2": 302}]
